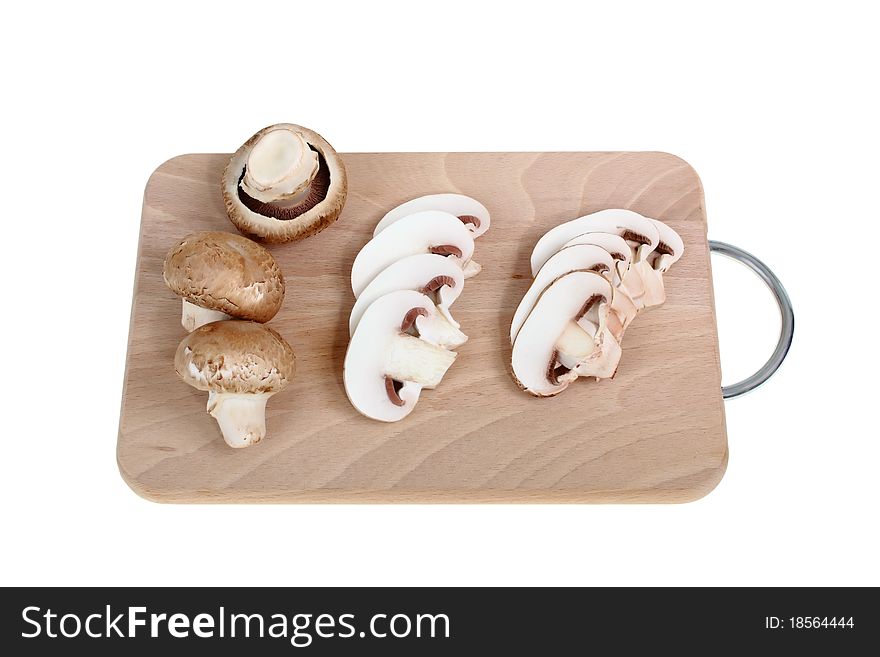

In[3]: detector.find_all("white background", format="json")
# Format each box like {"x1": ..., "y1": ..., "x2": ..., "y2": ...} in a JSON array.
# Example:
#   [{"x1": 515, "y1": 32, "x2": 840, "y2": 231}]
[{"x1": 1, "y1": 1, "x2": 877, "y2": 586}]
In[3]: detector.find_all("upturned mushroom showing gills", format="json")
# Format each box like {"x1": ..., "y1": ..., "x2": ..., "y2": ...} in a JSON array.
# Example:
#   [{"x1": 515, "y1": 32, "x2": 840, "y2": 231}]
[
  {"x1": 222, "y1": 123, "x2": 348, "y2": 243},
  {"x1": 163, "y1": 231, "x2": 285, "y2": 332},
  {"x1": 175, "y1": 321, "x2": 295, "y2": 448},
  {"x1": 344, "y1": 290, "x2": 463, "y2": 422},
  {"x1": 349, "y1": 253, "x2": 465, "y2": 339},
  {"x1": 350, "y1": 210, "x2": 476, "y2": 296},
  {"x1": 373, "y1": 193, "x2": 491, "y2": 239},
  {"x1": 511, "y1": 271, "x2": 622, "y2": 397}
]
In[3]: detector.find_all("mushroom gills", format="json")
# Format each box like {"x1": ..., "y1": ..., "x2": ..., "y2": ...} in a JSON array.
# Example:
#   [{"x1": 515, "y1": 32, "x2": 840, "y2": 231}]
[
  {"x1": 221, "y1": 123, "x2": 348, "y2": 243},
  {"x1": 181, "y1": 299, "x2": 231, "y2": 332},
  {"x1": 237, "y1": 147, "x2": 330, "y2": 221},
  {"x1": 206, "y1": 391, "x2": 272, "y2": 449}
]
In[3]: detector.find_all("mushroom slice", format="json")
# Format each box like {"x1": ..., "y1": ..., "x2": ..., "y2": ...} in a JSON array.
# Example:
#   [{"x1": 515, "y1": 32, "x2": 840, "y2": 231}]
[
  {"x1": 639, "y1": 219, "x2": 685, "y2": 308},
  {"x1": 530, "y1": 209, "x2": 660, "y2": 307},
  {"x1": 511, "y1": 271, "x2": 621, "y2": 397},
  {"x1": 175, "y1": 321, "x2": 295, "y2": 448},
  {"x1": 349, "y1": 253, "x2": 465, "y2": 336},
  {"x1": 344, "y1": 290, "x2": 461, "y2": 422},
  {"x1": 558, "y1": 232, "x2": 639, "y2": 338},
  {"x1": 373, "y1": 193, "x2": 491, "y2": 238},
  {"x1": 163, "y1": 231, "x2": 285, "y2": 331},
  {"x1": 509, "y1": 244, "x2": 616, "y2": 344},
  {"x1": 222, "y1": 123, "x2": 348, "y2": 244},
  {"x1": 560, "y1": 232, "x2": 632, "y2": 285},
  {"x1": 350, "y1": 211, "x2": 476, "y2": 297}
]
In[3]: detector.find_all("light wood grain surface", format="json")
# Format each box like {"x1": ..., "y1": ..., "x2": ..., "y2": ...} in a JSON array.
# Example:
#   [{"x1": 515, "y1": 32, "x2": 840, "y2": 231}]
[{"x1": 118, "y1": 152, "x2": 727, "y2": 503}]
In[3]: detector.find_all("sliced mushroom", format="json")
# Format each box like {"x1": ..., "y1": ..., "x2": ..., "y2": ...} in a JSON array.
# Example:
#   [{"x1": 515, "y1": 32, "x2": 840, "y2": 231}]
[
  {"x1": 163, "y1": 231, "x2": 285, "y2": 331},
  {"x1": 639, "y1": 219, "x2": 685, "y2": 308},
  {"x1": 560, "y1": 232, "x2": 632, "y2": 285},
  {"x1": 350, "y1": 210, "x2": 476, "y2": 296},
  {"x1": 509, "y1": 244, "x2": 616, "y2": 344},
  {"x1": 222, "y1": 123, "x2": 348, "y2": 244},
  {"x1": 373, "y1": 193, "x2": 491, "y2": 238},
  {"x1": 557, "y1": 232, "x2": 639, "y2": 338},
  {"x1": 175, "y1": 321, "x2": 295, "y2": 447},
  {"x1": 349, "y1": 253, "x2": 465, "y2": 337},
  {"x1": 530, "y1": 209, "x2": 660, "y2": 307},
  {"x1": 511, "y1": 271, "x2": 621, "y2": 397},
  {"x1": 344, "y1": 290, "x2": 462, "y2": 422}
]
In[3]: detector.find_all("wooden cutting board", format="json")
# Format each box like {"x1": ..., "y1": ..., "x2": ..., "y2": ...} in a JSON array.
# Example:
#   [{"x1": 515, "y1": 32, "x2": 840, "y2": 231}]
[{"x1": 118, "y1": 151, "x2": 727, "y2": 503}]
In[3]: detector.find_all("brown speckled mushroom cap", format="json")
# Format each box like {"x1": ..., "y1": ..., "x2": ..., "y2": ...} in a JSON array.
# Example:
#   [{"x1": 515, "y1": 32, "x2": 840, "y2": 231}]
[
  {"x1": 221, "y1": 123, "x2": 348, "y2": 244},
  {"x1": 175, "y1": 321, "x2": 296, "y2": 395},
  {"x1": 163, "y1": 231, "x2": 285, "y2": 323}
]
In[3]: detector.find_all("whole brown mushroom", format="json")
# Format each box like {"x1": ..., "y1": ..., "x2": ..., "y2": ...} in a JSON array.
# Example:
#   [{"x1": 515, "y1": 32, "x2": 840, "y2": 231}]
[
  {"x1": 163, "y1": 231, "x2": 285, "y2": 331},
  {"x1": 222, "y1": 123, "x2": 348, "y2": 243},
  {"x1": 175, "y1": 321, "x2": 296, "y2": 448}
]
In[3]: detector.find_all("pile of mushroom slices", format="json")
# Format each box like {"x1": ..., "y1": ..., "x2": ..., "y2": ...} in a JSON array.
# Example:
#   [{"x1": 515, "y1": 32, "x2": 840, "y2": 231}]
[
  {"x1": 510, "y1": 209, "x2": 684, "y2": 397},
  {"x1": 163, "y1": 231, "x2": 296, "y2": 448},
  {"x1": 344, "y1": 194, "x2": 490, "y2": 422}
]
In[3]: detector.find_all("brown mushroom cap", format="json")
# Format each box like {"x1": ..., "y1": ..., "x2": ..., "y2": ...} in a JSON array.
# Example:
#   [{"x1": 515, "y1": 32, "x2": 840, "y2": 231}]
[
  {"x1": 175, "y1": 321, "x2": 296, "y2": 394},
  {"x1": 221, "y1": 123, "x2": 348, "y2": 244},
  {"x1": 163, "y1": 231, "x2": 285, "y2": 323}
]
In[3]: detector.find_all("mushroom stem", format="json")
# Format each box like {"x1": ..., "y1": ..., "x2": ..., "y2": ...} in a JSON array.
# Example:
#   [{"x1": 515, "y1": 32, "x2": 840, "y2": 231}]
[
  {"x1": 206, "y1": 391, "x2": 272, "y2": 448},
  {"x1": 385, "y1": 335, "x2": 457, "y2": 388},
  {"x1": 555, "y1": 322, "x2": 598, "y2": 369},
  {"x1": 181, "y1": 299, "x2": 232, "y2": 332},
  {"x1": 555, "y1": 320, "x2": 621, "y2": 380},
  {"x1": 461, "y1": 259, "x2": 482, "y2": 278},
  {"x1": 414, "y1": 309, "x2": 469, "y2": 349},
  {"x1": 241, "y1": 128, "x2": 320, "y2": 203},
  {"x1": 609, "y1": 289, "x2": 638, "y2": 340},
  {"x1": 639, "y1": 267, "x2": 667, "y2": 308}
]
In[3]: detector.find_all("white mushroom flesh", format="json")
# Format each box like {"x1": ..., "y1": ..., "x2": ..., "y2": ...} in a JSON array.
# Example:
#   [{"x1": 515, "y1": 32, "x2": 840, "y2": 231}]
[
  {"x1": 509, "y1": 243, "x2": 616, "y2": 344},
  {"x1": 344, "y1": 290, "x2": 461, "y2": 422},
  {"x1": 241, "y1": 127, "x2": 320, "y2": 203},
  {"x1": 561, "y1": 232, "x2": 632, "y2": 285},
  {"x1": 461, "y1": 259, "x2": 482, "y2": 279},
  {"x1": 555, "y1": 321, "x2": 598, "y2": 369},
  {"x1": 374, "y1": 193, "x2": 492, "y2": 238},
  {"x1": 511, "y1": 271, "x2": 620, "y2": 397},
  {"x1": 386, "y1": 334, "x2": 457, "y2": 387},
  {"x1": 530, "y1": 209, "x2": 660, "y2": 276},
  {"x1": 348, "y1": 253, "x2": 464, "y2": 336},
  {"x1": 181, "y1": 299, "x2": 232, "y2": 332},
  {"x1": 638, "y1": 219, "x2": 685, "y2": 308},
  {"x1": 350, "y1": 210, "x2": 476, "y2": 297},
  {"x1": 206, "y1": 391, "x2": 272, "y2": 448}
]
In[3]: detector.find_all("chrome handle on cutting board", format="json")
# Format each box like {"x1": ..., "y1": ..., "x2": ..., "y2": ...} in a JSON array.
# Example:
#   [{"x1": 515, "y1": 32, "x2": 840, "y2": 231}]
[{"x1": 709, "y1": 241, "x2": 794, "y2": 400}]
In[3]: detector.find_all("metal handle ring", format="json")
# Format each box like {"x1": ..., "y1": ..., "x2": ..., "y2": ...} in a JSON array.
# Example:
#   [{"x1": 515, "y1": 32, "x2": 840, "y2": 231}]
[{"x1": 709, "y1": 241, "x2": 794, "y2": 399}]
